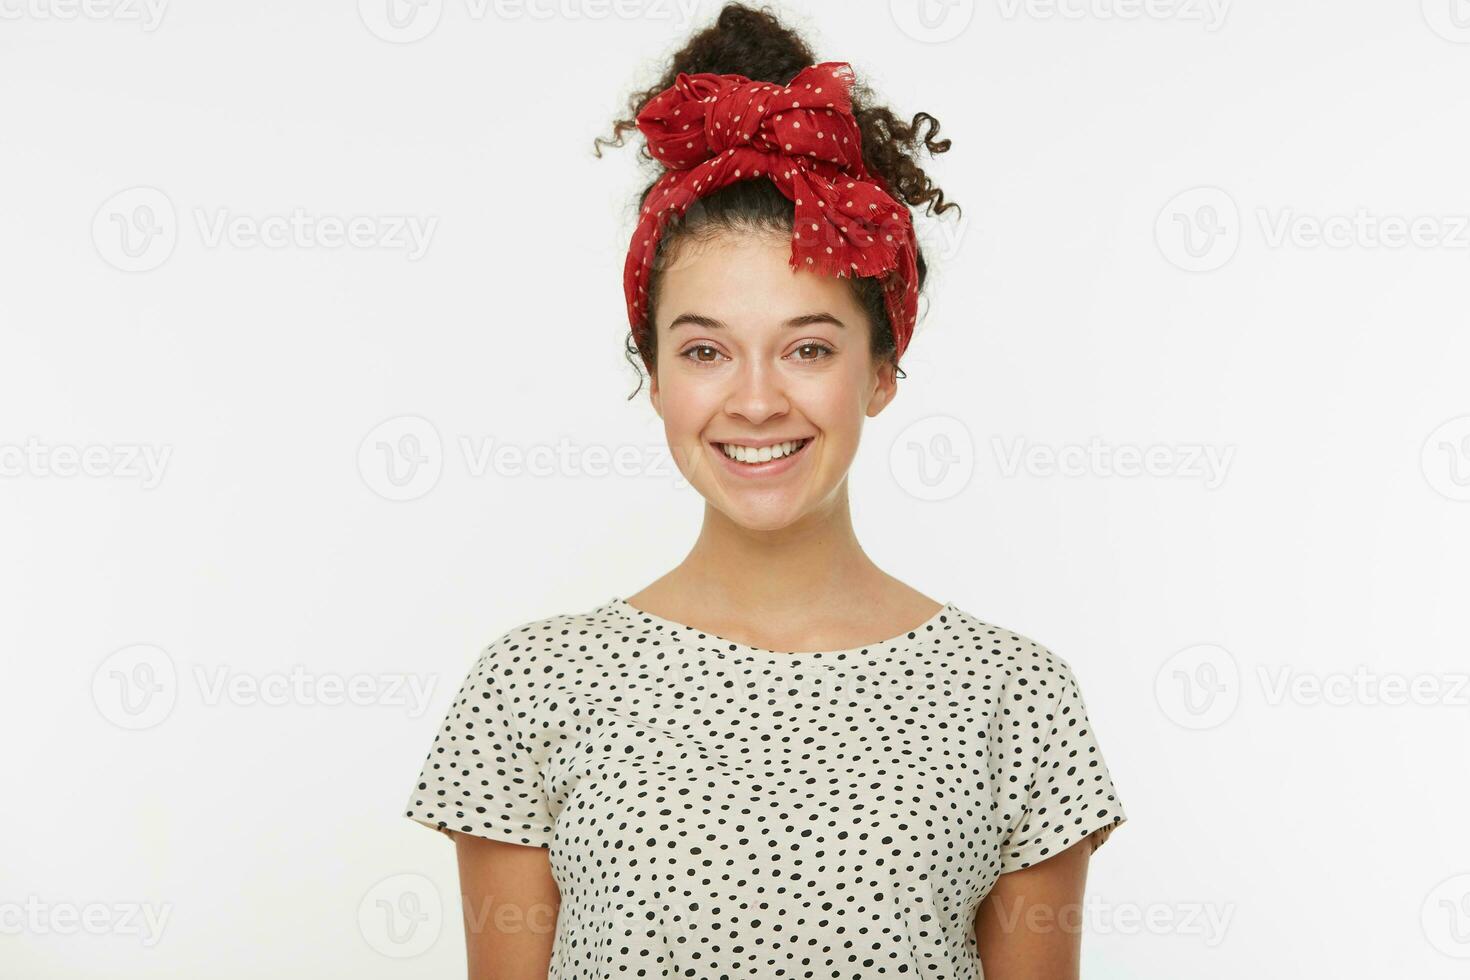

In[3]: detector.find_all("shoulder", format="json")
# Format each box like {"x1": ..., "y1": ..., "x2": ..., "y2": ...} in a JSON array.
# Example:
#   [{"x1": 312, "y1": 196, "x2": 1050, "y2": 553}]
[
  {"x1": 469, "y1": 599, "x2": 629, "y2": 691},
  {"x1": 941, "y1": 604, "x2": 1085, "y2": 701}
]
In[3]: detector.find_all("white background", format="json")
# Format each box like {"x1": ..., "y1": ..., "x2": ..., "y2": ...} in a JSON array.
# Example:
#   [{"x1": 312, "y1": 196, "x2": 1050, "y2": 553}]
[{"x1": 3, "y1": 0, "x2": 1469, "y2": 977}]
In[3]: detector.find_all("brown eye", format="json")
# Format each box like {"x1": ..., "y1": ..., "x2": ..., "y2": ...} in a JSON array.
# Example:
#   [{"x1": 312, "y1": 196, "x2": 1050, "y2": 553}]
[
  {"x1": 793, "y1": 342, "x2": 835, "y2": 361},
  {"x1": 680, "y1": 344, "x2": 723, "y2": 364}
]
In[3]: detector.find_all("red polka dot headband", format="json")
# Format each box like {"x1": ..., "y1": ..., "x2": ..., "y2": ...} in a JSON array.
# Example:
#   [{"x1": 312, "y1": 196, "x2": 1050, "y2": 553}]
[{"x1": 623, "y1": 61, "x2": 921, "y2": 364}]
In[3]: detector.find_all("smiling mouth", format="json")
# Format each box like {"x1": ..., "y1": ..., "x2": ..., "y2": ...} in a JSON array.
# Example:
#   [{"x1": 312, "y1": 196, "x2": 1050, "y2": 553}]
[{"x1": 713, "y1": 437, "x2": 812, "y2": 465}]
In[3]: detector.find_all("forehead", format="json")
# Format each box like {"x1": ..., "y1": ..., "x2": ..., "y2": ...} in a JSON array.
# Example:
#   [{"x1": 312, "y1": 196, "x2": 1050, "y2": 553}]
[{"x1": 655, "y1": 231, "x2": 866, "y2": 329}]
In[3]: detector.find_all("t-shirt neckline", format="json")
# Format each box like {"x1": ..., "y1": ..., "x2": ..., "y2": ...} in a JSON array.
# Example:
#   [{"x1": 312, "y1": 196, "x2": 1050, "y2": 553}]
[{"x1": 607, "y1": 596, "x2": 954, "y2": 663}]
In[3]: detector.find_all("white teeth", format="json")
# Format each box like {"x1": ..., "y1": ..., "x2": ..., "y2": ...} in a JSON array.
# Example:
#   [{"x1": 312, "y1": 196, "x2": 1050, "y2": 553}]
[{"x1": 719, "y1": 438, "x2": 809, "y2": 464}]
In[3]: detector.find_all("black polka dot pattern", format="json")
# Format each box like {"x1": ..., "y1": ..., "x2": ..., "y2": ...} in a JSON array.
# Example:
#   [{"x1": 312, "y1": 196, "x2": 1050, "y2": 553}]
[{"x1": 404, "y1": 597, "x2": 1126, "y2": 976}]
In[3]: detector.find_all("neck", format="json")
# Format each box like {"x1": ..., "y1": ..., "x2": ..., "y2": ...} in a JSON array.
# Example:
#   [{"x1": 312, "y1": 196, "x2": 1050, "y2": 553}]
[{"x1": 661, "y1": 481, "x2": 887, "y2": 614}]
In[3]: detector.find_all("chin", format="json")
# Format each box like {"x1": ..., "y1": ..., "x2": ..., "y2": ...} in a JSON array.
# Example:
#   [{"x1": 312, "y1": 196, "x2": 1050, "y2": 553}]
[
  {"x1": 707, "y1": 495, "x2": 818, "y2": 532},
  {"x1": 723, "y1": 512, "x2": 802, "y2": 533}
]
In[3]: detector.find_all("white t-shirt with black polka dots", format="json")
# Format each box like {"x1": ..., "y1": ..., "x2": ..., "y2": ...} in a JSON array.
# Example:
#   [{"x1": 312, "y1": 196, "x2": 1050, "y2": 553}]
[{"x1": 404, "y1": 597, "x2": 1126, "y2": 978}]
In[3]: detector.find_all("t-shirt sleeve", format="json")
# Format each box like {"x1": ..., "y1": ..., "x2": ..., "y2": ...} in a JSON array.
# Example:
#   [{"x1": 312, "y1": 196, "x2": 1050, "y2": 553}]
[
  {"x1": 998, "y1": 656, "x2": 1126, "y2": 873},
  {"x1": 402, "y1": 639, "x2": 556, "y2": 848}
]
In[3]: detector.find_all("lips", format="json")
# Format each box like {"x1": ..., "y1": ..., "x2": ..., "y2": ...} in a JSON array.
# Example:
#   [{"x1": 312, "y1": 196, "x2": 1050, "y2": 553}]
[
  {"x1": 708, "y1": 436, "x2": 814, "y2": 477},
  {"x1": 714, "y1": 437, "x2": 811, "y2": 464}
]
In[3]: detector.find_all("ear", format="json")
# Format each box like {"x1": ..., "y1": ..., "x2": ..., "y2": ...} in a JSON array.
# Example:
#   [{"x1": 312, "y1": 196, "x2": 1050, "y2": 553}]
[
  {"x1": 866, "y1": 358, "x2": 899, "y2": 417},
  {"x1": 648, "y1": 361, "x2": 662, "y2": 419}
]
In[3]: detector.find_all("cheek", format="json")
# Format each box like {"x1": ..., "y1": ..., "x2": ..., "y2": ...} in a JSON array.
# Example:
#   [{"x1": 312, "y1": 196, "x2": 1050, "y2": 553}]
[
  {"x1": 799, "y1": 376, "x2": 868, "y2": 440},
  {"x1": 654, "y1": 380, "x2": 717, "y2": 437}
]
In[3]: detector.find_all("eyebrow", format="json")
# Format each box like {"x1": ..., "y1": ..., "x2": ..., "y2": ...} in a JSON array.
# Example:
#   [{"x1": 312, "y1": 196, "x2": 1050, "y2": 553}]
[{"x1": 667, "y1": 312, "x2": 848, "y2": 331}]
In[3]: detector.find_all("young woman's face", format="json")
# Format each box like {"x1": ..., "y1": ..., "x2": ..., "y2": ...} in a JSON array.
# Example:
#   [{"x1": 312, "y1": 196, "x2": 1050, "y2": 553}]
[{"x1": 649, "y1": 230, "x2": 898, "y2": 531}]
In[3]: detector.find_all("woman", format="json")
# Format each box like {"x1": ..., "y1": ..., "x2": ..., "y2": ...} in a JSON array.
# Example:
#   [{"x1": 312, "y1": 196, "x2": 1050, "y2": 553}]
[{"x1": 403, "y1": 5, "x2": 1126, "y2": 977}]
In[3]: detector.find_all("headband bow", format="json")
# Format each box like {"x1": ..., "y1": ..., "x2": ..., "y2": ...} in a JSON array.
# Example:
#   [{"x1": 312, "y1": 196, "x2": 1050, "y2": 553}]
[{"x1": 623, "y1": 61, "x2": 920, "y2": 364}]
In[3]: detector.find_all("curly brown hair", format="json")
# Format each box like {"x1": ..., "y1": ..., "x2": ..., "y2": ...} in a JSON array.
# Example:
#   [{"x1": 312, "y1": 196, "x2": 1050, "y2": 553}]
[{"x1": 593, "y1": 1, "x2": 961, "y2": 397}]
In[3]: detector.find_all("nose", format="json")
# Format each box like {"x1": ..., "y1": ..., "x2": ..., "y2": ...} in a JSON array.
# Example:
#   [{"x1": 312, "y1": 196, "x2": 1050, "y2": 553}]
[{"x1": 722, "y1": 357, "x2": 790, "y2": 426}]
